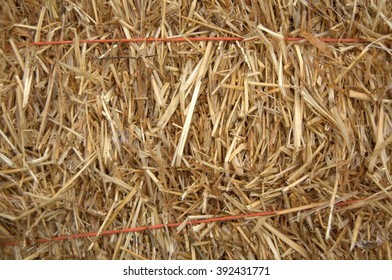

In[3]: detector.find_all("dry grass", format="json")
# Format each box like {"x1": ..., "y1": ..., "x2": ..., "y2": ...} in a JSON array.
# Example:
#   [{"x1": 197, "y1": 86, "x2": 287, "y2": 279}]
[{"x1": 0, "y1": 0, "x2": 391, "y2": 260}]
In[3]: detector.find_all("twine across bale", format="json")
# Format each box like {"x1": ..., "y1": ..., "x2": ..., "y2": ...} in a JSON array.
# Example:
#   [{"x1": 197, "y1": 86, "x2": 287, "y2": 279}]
[{"x1": 0, "y1": 0, "x2": 391, "y2": 260}]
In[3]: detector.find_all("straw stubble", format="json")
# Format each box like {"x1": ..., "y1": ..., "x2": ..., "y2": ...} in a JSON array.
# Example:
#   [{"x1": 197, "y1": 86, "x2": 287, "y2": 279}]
[{"x1": 0, "y1": 0, "x2": 391, "y2": 260}]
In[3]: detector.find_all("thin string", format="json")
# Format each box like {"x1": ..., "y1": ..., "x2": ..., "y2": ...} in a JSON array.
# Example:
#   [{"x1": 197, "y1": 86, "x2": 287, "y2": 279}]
[
  {"x1": 1, "y1": 197, "x2": 368, "y2": 246},
  {"x1": 23, "y1": 36, "x2": 369, "y2": 47}
]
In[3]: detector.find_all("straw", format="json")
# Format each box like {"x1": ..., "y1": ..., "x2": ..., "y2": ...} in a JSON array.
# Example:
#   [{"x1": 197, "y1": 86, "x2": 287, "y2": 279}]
[{"x1": 1, "y1": 0, "x2": 391, "y2": 260}]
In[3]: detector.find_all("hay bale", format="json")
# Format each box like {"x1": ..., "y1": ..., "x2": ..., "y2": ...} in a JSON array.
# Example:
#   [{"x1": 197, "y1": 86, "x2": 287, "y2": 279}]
[{"x1": 0, "y1": 0, "x2": 391, "y2": 260}]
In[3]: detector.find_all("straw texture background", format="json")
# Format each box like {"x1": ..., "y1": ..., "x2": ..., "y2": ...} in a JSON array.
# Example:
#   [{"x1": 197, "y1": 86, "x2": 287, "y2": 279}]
[{"x1": 0, "y1": 0, "x2": 391, "y2": 259}]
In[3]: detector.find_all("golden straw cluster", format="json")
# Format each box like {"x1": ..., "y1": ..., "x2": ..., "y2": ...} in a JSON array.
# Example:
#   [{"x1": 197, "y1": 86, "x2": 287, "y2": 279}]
[{"x1": 0, "y1": 0, "x2": 391, "y2": 259}]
